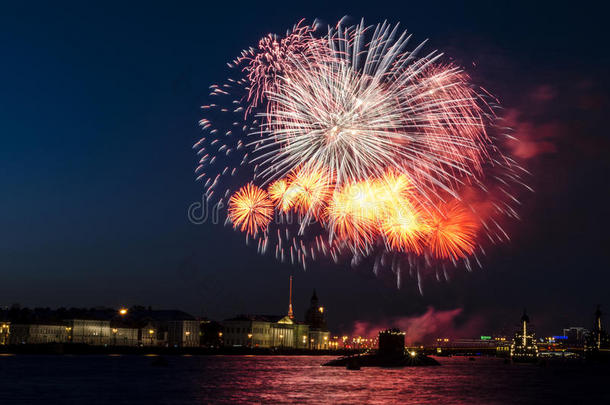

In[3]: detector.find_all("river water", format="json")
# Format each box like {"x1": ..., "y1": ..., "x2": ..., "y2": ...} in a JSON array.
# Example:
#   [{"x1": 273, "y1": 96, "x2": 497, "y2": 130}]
[{"x1": 0, "y1": 354, "x2": 608, "y2": 404}]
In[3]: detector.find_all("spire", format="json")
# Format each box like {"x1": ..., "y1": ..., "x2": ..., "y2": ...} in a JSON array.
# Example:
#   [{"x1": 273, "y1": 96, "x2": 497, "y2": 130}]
[
  {"x1": 521, "y1": 308, "x2": 529, "y2": 324},
  {"x1": 287, "y1": 276, "x2": 294, "y2": 319},
  {"x1": 595, "y1": 305, "x2": 602, "y2": 325},
  {"x1": 311, "y1": 289, "x2": 318, "y2": 303}
]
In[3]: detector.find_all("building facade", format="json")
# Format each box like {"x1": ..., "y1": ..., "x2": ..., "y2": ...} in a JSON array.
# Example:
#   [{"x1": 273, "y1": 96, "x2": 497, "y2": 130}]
[
  {"x1": 221, "y1": 287, "x2": 331, "y2": 350},
  {"x1": 67, "y1": 319, "x2": 112, "y2": 345},
  {"x1": 222, "y1": 315, "x2": 297, "y2": 348},
  {"x1": 304, "y1": 290, "x2": 330, "y2": 349},
  {"x1": 8, "y1": 323, "x2": 69, "y2": 344},
  {"x1": 0, "y1": 322, "x2": 9, "y2": 345},
  {"x1": 110, "y1": 327, "x2": 139, "y2": 346},
  {"x1": 168, "y1": 320, "x2": 200, "y2": 347}
]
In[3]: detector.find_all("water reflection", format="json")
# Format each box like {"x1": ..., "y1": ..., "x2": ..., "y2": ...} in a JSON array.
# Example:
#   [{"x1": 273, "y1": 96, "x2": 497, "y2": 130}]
[{"x1": 0, "y1": 355, "x2": 608, "y2": 404}]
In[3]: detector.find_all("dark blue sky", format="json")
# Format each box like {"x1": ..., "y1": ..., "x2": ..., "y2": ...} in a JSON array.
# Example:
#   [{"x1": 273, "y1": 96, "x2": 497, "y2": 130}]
[{"x1": 1, "y1": 1, "x2": 608, "y2": 335}]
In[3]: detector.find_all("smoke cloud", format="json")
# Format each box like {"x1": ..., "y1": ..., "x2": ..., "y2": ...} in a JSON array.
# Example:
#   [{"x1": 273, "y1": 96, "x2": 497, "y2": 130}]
[{"x1": 349, "y1": 307, "x2": 485, "y2": 345}]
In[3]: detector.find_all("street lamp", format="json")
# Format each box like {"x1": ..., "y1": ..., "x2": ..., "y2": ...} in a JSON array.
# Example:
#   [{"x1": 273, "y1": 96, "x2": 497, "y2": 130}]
[{"x1": 119, "y1": 308, "x2": 128, "y2": 316}]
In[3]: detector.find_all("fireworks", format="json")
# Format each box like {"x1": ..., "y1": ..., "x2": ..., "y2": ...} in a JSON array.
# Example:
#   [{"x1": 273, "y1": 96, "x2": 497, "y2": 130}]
[
  {"x1": 228, "y1": 184, "x2": 273, "y2": 237},
  {"x1": 195, "y1": 18, "x2": 527, "y2": 286}
]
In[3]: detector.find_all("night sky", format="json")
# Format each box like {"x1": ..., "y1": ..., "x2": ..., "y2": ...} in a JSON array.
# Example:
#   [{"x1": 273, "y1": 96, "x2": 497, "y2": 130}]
[{"x1": 2, "y1": 1, "x2": 608, "y2": 337}]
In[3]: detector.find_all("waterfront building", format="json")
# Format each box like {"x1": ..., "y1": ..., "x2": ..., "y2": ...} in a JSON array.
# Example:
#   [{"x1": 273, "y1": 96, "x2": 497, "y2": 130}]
[
  {"x1": 585, "y1": 305, "x2": 610, "y2": 354},
  {"x1": 562, "y1": 326, "x2": 588, "y2": 346},
  {"x1": 304, "y1": 289, "x2": 330, "y2": 349},
  {"x1": 0, "y1": 322, "x2": 9, "y2": 345},
  {"x1": 222, "y1": 314, "x2": 297, "y2": 348},
  {"x1": 294, "y1": 322, "x2": 310, "y2": 349},
  {"x1": 109, "y1": 320, "x2": 139, "y2": 346},
  {"x1": 199, "y1": 319, "x2": 223, "y2": 348},
  {"x1": 8, "y1": 323, "x2": 69, "y2": 344},
  {"x1": 67, "y1": 319, "x2": 112, "y2": 345},
  {"x1": 139, "y1": 321, "x2": 166, "y2": 347},
  {"x1": 222, "y1": 280, "x2": 331, "y2": 350},
  {"x1": 168, "y1": 320, "x2": 200, "y2": 347}
]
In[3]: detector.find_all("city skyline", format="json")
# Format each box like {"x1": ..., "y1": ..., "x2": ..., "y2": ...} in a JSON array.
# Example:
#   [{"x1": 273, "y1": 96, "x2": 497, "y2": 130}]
[{"x1": 1, "y1": 1, "x2": 609, "y2": 338}]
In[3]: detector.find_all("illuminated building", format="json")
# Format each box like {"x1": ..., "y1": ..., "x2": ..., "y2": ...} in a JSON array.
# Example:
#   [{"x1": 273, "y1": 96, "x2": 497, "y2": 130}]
[
  {"x1": 510, "y1": 309, "x2": 538, "y2": 361},
  {"x1": 585, "y1": 305, "x2": 610, "y2": 355},
  {"x1": 304, "y1": 290, "x2": 330, "y2": 349},
  {"x1": 221, "y1": 279, "x2": 330, "y2": 349},
  {"x1": 294, "y1": 323, "x2": 310, "y2": 349},
  {"x1": 66, "y1": 319, "x2": 112, "y2": 345},
  {"x1": 109, "y1": 320, "x2": 139, "y2": 346},
  {"x1": 8, "y1": 323, "x2": 69, "y2": 344},
  {"x1": 168, "y1": 320, "x2": 200, "y2": 347},
  {"x1": 562, "y1": 326, "x2": 588, "y2": 346},
  {"x1": 0, "y1": 322, "x2": 9, "y2": 345},
  {"x1": 304, "y1": 289, "x2": 326, "y2": 330},
  {"x1": 222, "y1": 314, "x2": 296, "y2": 348}
]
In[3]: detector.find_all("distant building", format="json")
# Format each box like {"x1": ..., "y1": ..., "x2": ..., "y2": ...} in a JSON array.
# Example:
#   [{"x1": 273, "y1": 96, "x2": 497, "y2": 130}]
[
  {"x1": 139, "y1": 321, "x2": 165, "y2": 347},
  {"x1": 304, "y1": 290, "x2": 330, "y2": 350},
  {"x1": 586, "y1": 305, "x2": 610, "y2": 353},
  {"x1": 199, "y1": 319, "x2": 222, "y2": 348},
  {"x1": 562, "y1": 326, "x2": 588, "y2": 346},
  {"x1": 222, "y1": 314, "x2": 297, "y2": 348},
  {"x1": 109, "y1": 320, "x2": 139, "y2": 346},
  {"x1": 0, "y1": 322, "x2": 9, "y2": 345},
  {"x1": 304, "y1": 290, "x2": 326, "y2": 330},
  {"x1": 293, "y1": 323, "x2": 310, "y2": 349},
  {"x1": 222, "y1": 281, "x2": 331, "y2": 350},
  {"x1": 9, "y1": 323, "x2": 69, "y2": 344},
  {"x1": 168, "y1": 320, "x2": 200, "y2": 347},
  {"x1": 67, "y1": 319, "x2": 111, "y2": 345}
]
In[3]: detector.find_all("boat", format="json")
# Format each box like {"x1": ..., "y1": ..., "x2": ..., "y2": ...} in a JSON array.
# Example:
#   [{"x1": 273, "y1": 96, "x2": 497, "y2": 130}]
[
  {"x1": 323, "y1": 329, "x2": 440, "y2": 368},
  {"x1": 510, "y1": 310, "x2": 539, "y2": 363}
]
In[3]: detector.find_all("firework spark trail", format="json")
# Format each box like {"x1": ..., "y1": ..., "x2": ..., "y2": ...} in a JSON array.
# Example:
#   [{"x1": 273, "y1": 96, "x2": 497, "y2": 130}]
[{"x1": 195, "y1": 18, "x2": 528, "y2": 287}]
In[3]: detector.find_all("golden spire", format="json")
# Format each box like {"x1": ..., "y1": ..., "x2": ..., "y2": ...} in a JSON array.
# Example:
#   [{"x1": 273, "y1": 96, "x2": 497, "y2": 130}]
[{"x1": 288, "y1": 275, "x2": 294, "y2": 319}]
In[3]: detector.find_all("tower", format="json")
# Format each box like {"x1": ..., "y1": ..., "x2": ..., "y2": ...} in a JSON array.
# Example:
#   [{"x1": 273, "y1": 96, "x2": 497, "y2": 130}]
[
  {"x1": 521, "y1": 309, "x2": 529, "y2": 348},
  {"x1": 287, "y1": 276, "x2": 294, "y2": 320},
  {"x1": 594, "y1": 305, "x2": 602, "y2": 349},
  {"x1": 305, "y1": 289, "x2": 326, "y2": 330}
]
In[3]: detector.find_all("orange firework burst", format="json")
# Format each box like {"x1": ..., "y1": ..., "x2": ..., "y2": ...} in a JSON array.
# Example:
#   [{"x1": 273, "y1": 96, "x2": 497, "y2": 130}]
[
  {"x1": 268, "y1": 179, "x2": 294, "y2": 212},
  {"x1": 380, "y1": 203, "x2": 427, "y2": 254},
  {"x1": 425, "y1": 200, "x2": 479, "y2": 260},
  {"x1": 287, "y1": 167, "x2": 334, "y2": 218},
  {"x1": 327, "y1": 181, "x2": 379, "y2": 251},
  {"x1": 228, "y1": 184, "x2": 274, "y2": 236}
]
